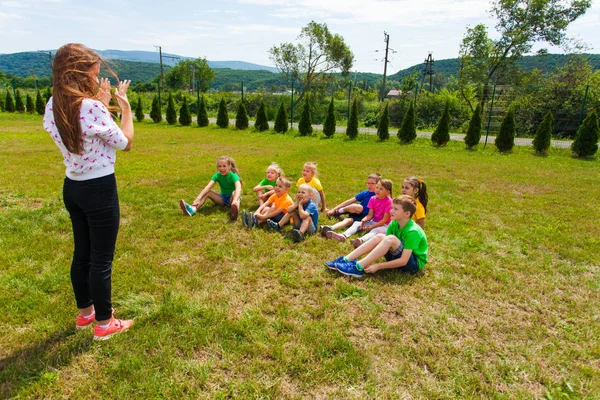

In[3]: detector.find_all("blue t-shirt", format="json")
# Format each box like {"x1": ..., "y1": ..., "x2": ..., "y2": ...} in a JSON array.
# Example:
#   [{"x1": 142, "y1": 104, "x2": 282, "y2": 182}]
[
  {"x1": 355, "y1": 190, "x2": 376, "y2": 217},
  {"x1": 303, "y1": 199, "x2": 319, "y2": 228}
]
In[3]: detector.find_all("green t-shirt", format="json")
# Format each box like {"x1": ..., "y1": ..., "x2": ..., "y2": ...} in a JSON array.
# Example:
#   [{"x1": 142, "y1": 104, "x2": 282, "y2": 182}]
[
  {"x1": 258, "y1": 178, "x2": 277, "y2": 193},
  {"x1": 386, "y1": 219, "x2": 428, "y2": 270},
  {"x1": 211, "y1": 171, "x2": 240, "y2": 195}
]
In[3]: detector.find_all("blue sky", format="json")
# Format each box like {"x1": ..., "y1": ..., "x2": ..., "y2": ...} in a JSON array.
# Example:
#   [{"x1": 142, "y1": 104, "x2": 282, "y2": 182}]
[{"x1": 1, "y1": 0, "x2": 598, "y2": 74}]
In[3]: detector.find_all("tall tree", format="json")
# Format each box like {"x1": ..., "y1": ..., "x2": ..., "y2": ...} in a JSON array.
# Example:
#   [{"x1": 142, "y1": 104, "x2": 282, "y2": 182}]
[
  {"x1": 269, "y1": 21, "x2": 354, "y2": 105},
  {"x1": 179, "y1": 96, "x2": 191, "y2": 126},
  {"x1": 495, "y1": 108, "x2": 516, "y2": 152},
  {"x1": 431, "y1": 101, "x2": 450, "y2": 146},
  {"x1": 26, "y1": 94, "x2": 35, "y2": 114},
  {"x1": 150, "y1": 95, "x2": 162, "y2": 123},
  {"x1": 44, "y1": 87, "x2": 52, "y2": 103},
  {"x1": 197, "y1": 95, "x2": 209, "y2": 127},
  {"x1": 235, "y1": 101, "x2": 249, "y2": 130},
  {"x1": 15, "y1": 89, "x2": 25, "y2": 113},
  {"x1": 163, "y1": 58, "x2": 215, "y2": 92},
  {"x1": 5, "y1": 90, "x2": 15, "y2": 112},
  {"x1": 323, "y1": 98, "x2": 336, "y2": 138},
  {"x1": 0, "y1": 90, "x2": 5, "y2": 111},
  {"x1": 166, "y1": 93, "x2": 177, "y2": 125},
  {"x1": 532, "y1": 110, "x2": 553, "y2": 154},
  {"x1": 135, "y1": 96, "x2": 145, "y2": 122},
  {"x1": 254, "y1": 99, "x2": 269, "y2": 131},
  {"x1": 377, "y1": 102, "x2": 390, "y2": 141},
  {"x1": 458, "y1": 0, "x2": 591, "y2": 111},
  {"x1": 571, "y1": 110, "x2": 598, "y2": 158},
  {"x1": 216, "y1": 98, "x2": 229, "y2": 128},
  {"x1": 298, "y1": 96, "x2": 313, "y2": 136},
  {"x1": 274, "y1": 101, "x2": 288, "y2": 133},
  {"x1": 346, "y1": 99, "x2": 358, "y2": 140},
  {"x1": 35, "y1": 89, "x2": 45, "y2": 115},
  {"x1": 464, "y1": 103, "x2": 483, "y2": 149},
  {"x1": 397, "y1": 101, "x2": 416, "y2": 144}
]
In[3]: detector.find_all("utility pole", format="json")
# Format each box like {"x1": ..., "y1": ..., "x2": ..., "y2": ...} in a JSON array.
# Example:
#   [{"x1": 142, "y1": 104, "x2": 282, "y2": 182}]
[
  {"x1": 154, "y1": 46, "x2": 180, "y2": 108},
  {"x1": 420, "y1": 52, "x2": 435, "y2": 93},
  {"x1": 380, "y1": 32, "x2": 390, "y2": 102}
]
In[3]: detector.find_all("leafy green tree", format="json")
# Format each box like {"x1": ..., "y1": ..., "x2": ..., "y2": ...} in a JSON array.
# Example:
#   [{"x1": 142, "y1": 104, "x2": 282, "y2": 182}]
[
  {"x1": 197, "y1": 95, "x2": 209, "y2": 127},
  {"x1": 571, "y1": 110, "x2": 598, "y2": 158},
  {"x1": 166, "y1": 93, "x2": 177, "y2": 125},
  {"x1": 269, "y1": 21, "x2": 354, "y2": 106},
  {"x1": 464, "y1": 103, "x2": 483, "y2": 149},
  {"x1": 323, "y1": 98, "x2": 336, "y2": 138},
  {"x1": 298, "y1": 96, "x2": 313, "y2": 136},
  {"x1": 26, "y1": 94, "x2": 35, "y2": 113},
  {"x1": 346, "y1": 99, "x2": 358, "y2": 139},
  {"x1": 431, "y1": 101, "x2": 450, "y2": 146},
  {"x1": 179, "y1": 96, "x2": 191, "y2": 126},
  {"x1": 532, "y1": 110, "x2": 553, "y2": 154},
  {"x1": 254, "y1": 99, "x2": 269, "y2": 131},
  {"x1": 377, "y1": 102, "x2": 390, "y2": 141},
  {"x1": 217, "y1": 98, "x2": 229, "y2": 128},
  {"x1": 44, "y1": 87, "x2": 52, "y2": 103},
  {"x1": 397, "y1": 101, "x2": 416, "y2": 143},
  {"x1": 35, "y1": 89, "x2": 45, "y2": 115},
  {"x1": 495, "y1": 108, "x2": 516, "y2": 152},
  {"x1": 0, "y1": 91, "x2": 5, "y2": 111},
  {"x1": 163, "y1": 58, "x2": 215, "y2": 92},
  {"x1": 150, "y1": 95, "x2": 162, "y2": 123},
  {"x1": 5, "y1": 90, "x2": 15, "y2": 112},
  {"x1": 274, "y1": 101, "x2": 288, "y2": 133},
  {"x1": 15, "y1": 90, "x2": 25, "y2": 112},
  {"x1": 135, "y1": 96, "x2": 145, "y2": 122},
  {"x1": 235, "y1": 101, "x2": 249, "y2": 130}
]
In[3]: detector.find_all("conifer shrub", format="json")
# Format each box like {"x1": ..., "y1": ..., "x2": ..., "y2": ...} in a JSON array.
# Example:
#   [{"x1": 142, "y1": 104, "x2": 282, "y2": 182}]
[
  {"x1": 377, "y1": 102, "x2": 390, "y2": 141},
  {"x1": 217, "y1": 98, "x2": 229, "y2": 128},
  {"x1": 298, "y1": 96, "x2": 313, "y2": 136},
  {"x1": 0, "y1": 91, "x2": 5, "y2": 111},
  {"x1": 254, "y1": 99, "x2": 269, "y2": 131},
  {"x1": 26, "y1": 94, "x2": 35, "y2": 114},
  {"x1": 571, "y1": 110, "x2": 599, "y2": 158},
  {"x1": 150, "y1": 95, "x2": 162, "y2": 123},
  {"x1": 166, "y1": 93, "x2": 177, "y2": 125},
  {"x1": 431, "y1": 101, "x2": 450, "y2": 146},
  {"x1": 235, "y1": 101, "x2": 249, "y2": 130},
  {"x1": 135, "y1": 96, "x2": 145, "y2": 122},
  {"x1": 15, "y1": 90, "x2": 25, "y2": 113},
  {"x1": 179, "y1": 96, "x2": 191, "y2": 126},
  {"x1": 44, "y1": 87, "x2": 52, "y2": 103},
  {"x1": 197, "y1": 95, "x2": 209, "y2": 127},
  {"x1": 397, "y1": 101, "x2": 416, "y2": 143},
  {"x1": 346, "y1": 99, "x2": 359, "y2": 140},
  {"x1": 5, "y1": 90, "x2": 15, "y2": 112},
  {"x1": 464, "y1": 103, "x2": 482, "y2": 149},
  {"x1": 36, "y1": 89, "x2": 45, "y2": 115},
  {"x1": 495, "y1": 108, "x2": 516, "y2": 153},
  {"x1": 274, "y1": 101, "x2": 288, "y2": 133},
  {"x1": 532, "y1": 110, "x2": 553, "y2": 155},
  {"x1": 323, "y1": 98, "x2": 336, "y2": 138}
]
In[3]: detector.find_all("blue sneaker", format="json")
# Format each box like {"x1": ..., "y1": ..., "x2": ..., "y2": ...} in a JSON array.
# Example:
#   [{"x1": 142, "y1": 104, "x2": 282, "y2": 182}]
[
  {"x1": 267, "y1": 219, "x2": 280, "y2": 231},
  {"x1": 251, "y1": 213, "x2": 258, "y2": 228},
  {"x1": 336, "y1": 260, "x2": 365, "y2": 278},
  {"x1": 180, "y1": 199, "x2": 195, "y2": 216},
  {"x1": 242, "y1": 210, "x2": 249, "y2": 227},
  {"x1": 324, "y1": 255, "x2": 345, "y2": 270}
]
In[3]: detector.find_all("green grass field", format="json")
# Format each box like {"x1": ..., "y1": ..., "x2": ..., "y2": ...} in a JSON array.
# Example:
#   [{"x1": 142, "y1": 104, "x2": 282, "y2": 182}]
[{"x1": 1, "y1": 113, "x2": 599, "y2": 399}]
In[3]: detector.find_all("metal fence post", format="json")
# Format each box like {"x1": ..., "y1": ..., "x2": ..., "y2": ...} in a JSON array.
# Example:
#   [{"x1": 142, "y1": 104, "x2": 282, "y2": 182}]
[
  {"x1": 484, "y1": 84, "x2": 497, "y2": 148},
  {"x1": 290, "y1": 80, "x2": 294, "y2": 130}
]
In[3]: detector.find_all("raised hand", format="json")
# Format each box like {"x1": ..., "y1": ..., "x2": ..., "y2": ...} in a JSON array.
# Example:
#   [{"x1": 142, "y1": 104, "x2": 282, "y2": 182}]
[
  {"x1": 114, "y1": 80, "x2": 131, "y2": 109},
  {"x1": 98, "y1": 78, "x2": 112, "y2": 106}
]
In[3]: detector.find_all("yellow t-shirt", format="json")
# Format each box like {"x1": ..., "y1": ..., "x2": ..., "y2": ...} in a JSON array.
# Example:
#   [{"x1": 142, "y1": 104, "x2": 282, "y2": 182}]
[
  {"x1": 296, "y1": 176, "x2": 323, "y2": 191},
  {"x1": 412, "y1": 198, "x2": 426, "y2": 222},
  {"x1": 267, "y1": 193, "x2": 293, "y2": 213}
]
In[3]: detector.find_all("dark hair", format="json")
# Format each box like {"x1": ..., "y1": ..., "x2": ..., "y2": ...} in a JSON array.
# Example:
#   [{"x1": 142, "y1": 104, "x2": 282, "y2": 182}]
[
  {"x1": 392, "y1": 195, "x2": 417, "y2": 217},
  {"x1": 404, "y1": 177, "x2": 428, "y2": 212},
  {"x1": 52, "y1": 44, "x2": 118, "y2": 154},
  {"x1": 379, "y1": 178, "x2": 393, "y2": 197}
]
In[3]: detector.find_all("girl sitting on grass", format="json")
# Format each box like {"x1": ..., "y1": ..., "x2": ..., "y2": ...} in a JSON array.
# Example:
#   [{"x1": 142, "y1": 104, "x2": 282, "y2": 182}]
[
  {"x1": 180, "y1": 155, "x2": 242, "y2": 220},
  {"x1": 401, "y1": 177, "x2": 428, "y2": 229},
  {"x1": 296, "y1": 161, "x2": 326, "y2": 212},
  {"x1": 253, "y1": 162, "x2": 283, "y2": 206}
]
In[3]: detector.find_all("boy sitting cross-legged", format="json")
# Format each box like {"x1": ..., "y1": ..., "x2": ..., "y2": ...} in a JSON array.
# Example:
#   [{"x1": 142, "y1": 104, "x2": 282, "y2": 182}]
[
  {"x1": 243, "y1": 177, "x2": 293, "y2": 228},
  {"x1": 325, "y1": 195, "x2": 428, "y2": 278},
  {"x1": 267, "y1": 183, "x2": 319, "y2": 243}
]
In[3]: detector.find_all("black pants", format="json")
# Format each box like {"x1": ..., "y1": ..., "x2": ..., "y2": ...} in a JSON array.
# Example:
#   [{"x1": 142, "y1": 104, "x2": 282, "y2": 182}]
[{"x1": 63, "y1": 174, "x2": 120, "y2": 321}]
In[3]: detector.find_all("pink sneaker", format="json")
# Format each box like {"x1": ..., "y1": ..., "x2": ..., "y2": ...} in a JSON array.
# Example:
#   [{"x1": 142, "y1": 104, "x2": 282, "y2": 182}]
[
  {"x1": 93, "y1": 317, "x2": 134, "y2": 341},
  {"x1": 230, "y1": 203, "x2": 239, "y2": 220},
  {"x1": 351, "y1": 238, "x2": 362, "y2": 249},
  {"x1": 327, "y1": 231, "x2": 346, "y2": 242},
  {"x1": 76, "y1": 312, "x2": 95, "y2": 330}
]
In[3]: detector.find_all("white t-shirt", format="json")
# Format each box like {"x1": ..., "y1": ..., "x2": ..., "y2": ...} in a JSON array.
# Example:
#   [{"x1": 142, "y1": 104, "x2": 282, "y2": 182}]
[{"x1": 43, "y1": 97, "x2": 128, "y2": 181}]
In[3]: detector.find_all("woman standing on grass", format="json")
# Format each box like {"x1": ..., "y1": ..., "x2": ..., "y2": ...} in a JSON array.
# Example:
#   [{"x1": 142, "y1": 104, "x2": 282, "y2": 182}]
[{"x1": 43, "y1": 44, "x2": 134, "y2": 341}]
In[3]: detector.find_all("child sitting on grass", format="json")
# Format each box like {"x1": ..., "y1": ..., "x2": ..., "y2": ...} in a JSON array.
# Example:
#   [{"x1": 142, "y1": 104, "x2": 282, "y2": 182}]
[
  {"x1": 267, "y1": 184, "x2": 319, "y2": 242},
  {"x1": 253, "y1": 162, "x2": 283, "y2": 206},
  {"x1": 243, "y1": 176, "x2": 293, "y2": 228},
  {"x1": 321, "y1": 173, "x2": 380, "y2": 237},
  {"x1": 296, "y1": 161, "x2": 326, "y2": 212},
  {"x1": 325, "y1": 195, "x2": 428, "y2": 278}
]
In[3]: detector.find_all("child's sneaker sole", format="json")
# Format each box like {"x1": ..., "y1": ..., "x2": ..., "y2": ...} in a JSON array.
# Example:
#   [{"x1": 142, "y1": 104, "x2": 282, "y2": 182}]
[
  {"x1": 180, "y1": 199, "x2": 193, "y2": 216},
  {"x1": 230, "y1": 204, "x2": 239, "y2": 220},
  {"x1": 93, "y1": 318, "x2": 134, "y2": 341}
]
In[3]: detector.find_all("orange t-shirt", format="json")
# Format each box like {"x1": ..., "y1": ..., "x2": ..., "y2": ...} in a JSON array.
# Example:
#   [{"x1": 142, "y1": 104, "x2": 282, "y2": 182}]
[{"x1": 267, "y1": 192, "x2": 293, "y2": 213}]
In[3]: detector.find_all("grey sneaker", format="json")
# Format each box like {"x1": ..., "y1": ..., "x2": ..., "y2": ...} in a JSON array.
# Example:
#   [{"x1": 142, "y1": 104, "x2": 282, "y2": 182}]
[
  {"x1": 320, "y1": 225, "x2": 333, "y2": 237},
  {"x1": 267, "y1": 219, "x2": 280, "y2": 231},
  {"x1": 180, "y1": 199, "x2": 195, "y2": 216},
  {"x1": 291, "y1": 229, "x2": 305, "y2": 243}
]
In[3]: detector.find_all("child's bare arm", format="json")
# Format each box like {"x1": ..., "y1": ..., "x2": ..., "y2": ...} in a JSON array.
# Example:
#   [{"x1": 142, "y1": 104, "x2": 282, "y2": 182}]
[
  {"x1": 193, "y1": 180, "x2": 216, "y2": 205},
  {"x1": 365, "y1": 212, "x2": 390, "y2": 231},
  {"x1": 360, "y1": 209, "x2": 374, "y2": 229},
  {"x1": 326, "y1": 197, "x2": 355, "y2": 215}
]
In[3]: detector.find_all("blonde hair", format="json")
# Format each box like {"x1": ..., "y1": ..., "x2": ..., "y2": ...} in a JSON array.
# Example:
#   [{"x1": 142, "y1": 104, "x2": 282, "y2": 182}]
[
  {"x1": 303, "y1": 162, "x2": 318, "y2": 175},
  {"x1": 217, "y1": 156, "x2": 242, "y2": 184},
  {"x1": 367, "y1": 173, "x2": 381, "y2": 181},
  {"x1": 267, "y1": 162, "x2": 284, "y2": 177},
  {"x1": 297, "y1": 183, "x2": 313, "y2": 193},
  {"x1": 277, "y1": 176, "x2": 291, "y2": 188}
]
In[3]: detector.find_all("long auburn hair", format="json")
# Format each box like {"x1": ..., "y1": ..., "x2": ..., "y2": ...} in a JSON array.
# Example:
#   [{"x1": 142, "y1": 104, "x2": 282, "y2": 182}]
[{"x1": 52, "y1": 44, "x2": 118, "y2": 154}]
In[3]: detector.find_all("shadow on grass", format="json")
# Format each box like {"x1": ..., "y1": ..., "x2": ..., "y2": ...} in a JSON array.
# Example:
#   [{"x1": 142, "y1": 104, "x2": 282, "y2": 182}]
[{"x1": 0, "y1": 327, "x2": 92, "y2": 398}]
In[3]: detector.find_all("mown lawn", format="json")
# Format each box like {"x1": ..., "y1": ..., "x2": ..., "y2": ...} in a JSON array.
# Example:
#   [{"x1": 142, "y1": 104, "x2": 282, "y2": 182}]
[{"x1": 1, "y1": 112, "x2": 599, "y2": 399}]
